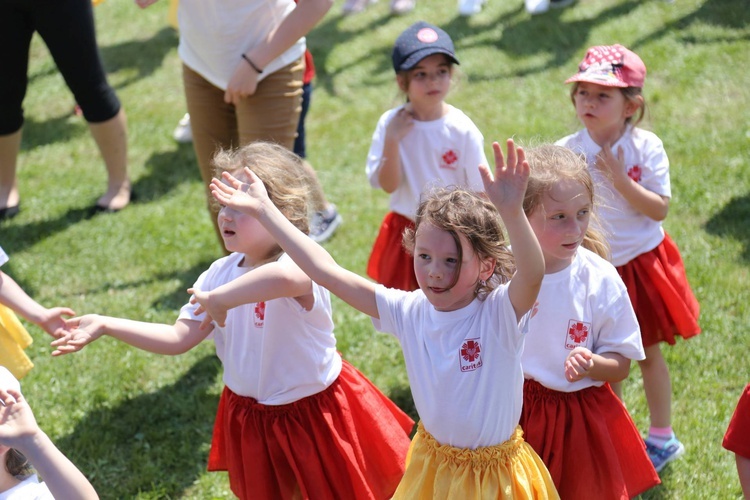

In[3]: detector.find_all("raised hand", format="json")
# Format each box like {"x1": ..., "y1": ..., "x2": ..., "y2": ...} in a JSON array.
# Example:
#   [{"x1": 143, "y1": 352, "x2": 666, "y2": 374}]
[
  {"x1": 595, "y1": 143, "x2": 628, "y2": 188},
  {"x1": 210, "y1": 168, "x2": 270, "y2": 218},
  {"x1": 0, "y1": 387, "x2": 39, "y2": 449},
  {"x1": 479, "y1": 139, "x2": 530, "y2": 218},
  {"x1": 564, "y1": 346, "x2": 594, "y2": 382},
  {"x1": 50, "y1": 315, "x2": 105, "y2": 356},
  {"x1": 188, "y1": 287, "x2": 227, "y2": 329}
]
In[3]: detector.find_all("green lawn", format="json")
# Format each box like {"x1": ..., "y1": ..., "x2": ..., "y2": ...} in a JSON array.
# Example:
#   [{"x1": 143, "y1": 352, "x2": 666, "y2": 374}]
[{"x1": 2, "y1": 0, "x2": 749, "y2": 497}]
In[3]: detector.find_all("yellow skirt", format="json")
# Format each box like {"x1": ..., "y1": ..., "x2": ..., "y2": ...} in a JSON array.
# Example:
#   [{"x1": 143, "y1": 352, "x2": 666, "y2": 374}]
[
  {"x1": 0, "y1": 304, "x2": 34, "y2": 379},
  {"x1": 394, "y1": 422, "x2": 559, "y2": 499}
]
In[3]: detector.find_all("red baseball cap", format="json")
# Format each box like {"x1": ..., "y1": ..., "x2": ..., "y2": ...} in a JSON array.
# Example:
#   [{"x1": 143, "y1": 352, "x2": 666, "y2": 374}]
[{"x1": 565, "y1": 44, "x2": 646, "y2": 88}]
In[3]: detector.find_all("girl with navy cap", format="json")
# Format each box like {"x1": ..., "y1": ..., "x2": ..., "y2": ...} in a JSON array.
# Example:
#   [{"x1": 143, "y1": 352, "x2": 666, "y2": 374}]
[{"x1": 365, "y1": 21, "x2": 489, "y2": 292}]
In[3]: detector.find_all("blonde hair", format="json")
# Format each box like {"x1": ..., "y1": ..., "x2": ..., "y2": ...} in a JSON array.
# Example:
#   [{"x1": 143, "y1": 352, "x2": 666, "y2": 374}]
[
  {"x1": 211, "y1": 142, "x2": 313, "y2": 236},
  {"x1": 569, "y1": 82, "x2": 646, "y2": 127},
  {"x1": 523, "y1": 145, "x2": 610, "y2": 259},
  {"x1": 402, "y1": 187, "x2": 515, "y2": 298}
]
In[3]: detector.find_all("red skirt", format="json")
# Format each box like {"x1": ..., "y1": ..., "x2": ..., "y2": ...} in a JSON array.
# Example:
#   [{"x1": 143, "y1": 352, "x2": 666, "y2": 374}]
[
  {"x1": 208, "y1": 359, "x2": 415, "y2": 499},
  {"x1": 723, "y1": 383, "x2": 750, "y2": 458},
  {"x1": 367, "y1": 212, "x2": 418, "y2": 291},
  {"x1": 617, "y1": 233, "x2": 700, "y2": 347},
  {"x1": 520, "y1": 379, "x2": 660, "y2": 499}
]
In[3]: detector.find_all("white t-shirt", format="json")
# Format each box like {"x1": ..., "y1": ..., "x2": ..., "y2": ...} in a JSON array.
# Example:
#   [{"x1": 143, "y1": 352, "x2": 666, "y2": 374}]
[
  {"x1": 0, "y1": 245, "x2": 8, "y2": 267},
  {"x1": 366, "y1": 105, "x2": 487, "y2": 219},
  {"x1": 556, "y1": 126, "x2": 670, "y2": 266},
  {"x1": 179, "y1": 253, "x2": 341, "y2": 405},
  {"x1": 372, "y1": 284, "x2": 526, "y2": 449},
  {"x1": 522, "y1": 247, "x2": 644, "y2": 392},
  {"x1": 178, "y1": 0, "x2": 306, "y2": 90},
  {"x1": 0, "y1": 475, "x2": 52, "y2": 500}
]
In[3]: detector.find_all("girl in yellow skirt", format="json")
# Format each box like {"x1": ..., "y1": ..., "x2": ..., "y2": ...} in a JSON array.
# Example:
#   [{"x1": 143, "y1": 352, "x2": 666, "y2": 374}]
[
  {"x1": 556, "y1": 44, "x2": 701, "y2": 473},
  {"x1": 209, "y1": 138, "x2": 559, "y2": 498},
  {"x1": 0, "y1": 245, "x2": 75, "y2": 379}
]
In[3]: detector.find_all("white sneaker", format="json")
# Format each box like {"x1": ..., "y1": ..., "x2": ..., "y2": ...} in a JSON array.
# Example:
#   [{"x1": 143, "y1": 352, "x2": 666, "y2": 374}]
[
  {"x1": 525, "y1": 0, "x2": 549, "y2": 14},
  {"x1": 310, "y1": 205, "x2": 343, "y2": 243},
  {"x1": 173, "y1": 113, "x2": 193, "y2": 143},
  {"x1": 458, "y1": 0, "x2": 485, "y2": 16},
  {"x1": 390, "y1": 0, "x2": 415, "y2": 15},
  {"x1": 342, "y1": 0, "x2": 378, "y2": 14}
]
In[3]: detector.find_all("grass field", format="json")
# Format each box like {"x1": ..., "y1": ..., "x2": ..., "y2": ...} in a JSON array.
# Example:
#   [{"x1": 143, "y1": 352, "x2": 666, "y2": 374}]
[{"x1": 2, "y1": 0, "x2": 749, "y2": 497}]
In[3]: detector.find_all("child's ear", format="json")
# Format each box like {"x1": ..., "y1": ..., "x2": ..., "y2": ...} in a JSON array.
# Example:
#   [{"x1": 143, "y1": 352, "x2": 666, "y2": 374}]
[
  {"x1": 480, "y1": 257, "x2": 496, "y2": 281},
  {"x1": 624, "y1": 95, "x2": 644, "y2": 118},
  {"x1": 396, "y1": 74, "x2": 408, "y2": 93}
]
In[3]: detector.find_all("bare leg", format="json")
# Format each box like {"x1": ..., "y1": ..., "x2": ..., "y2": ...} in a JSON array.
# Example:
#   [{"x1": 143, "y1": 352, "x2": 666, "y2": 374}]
[
  {"x1": 638, "y1": 343, "x2": 672, "y2": 428},
  {"x1": 0, "y1": 129, "x2": 22, "y2": 210},
  {"x1": 737, "y1": 454, "x2": 750, "y2": 499},
  {"x1": 89, "y1": 109, "x2": 130, "y2": 211}
]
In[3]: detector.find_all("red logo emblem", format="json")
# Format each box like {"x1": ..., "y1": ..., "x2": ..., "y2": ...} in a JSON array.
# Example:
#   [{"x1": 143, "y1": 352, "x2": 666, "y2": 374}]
[
  {"x1": 254, "y1": 302, "x2": 265, "y2": 327},
  {"x1": 417, "y1": 28, "x2": 438, "y2": 43},
  {"x1": 565, "y1": 320, "x2": 591, "y2": 350},
  {"x1": 441, "y1": 149, "x2": 458, "y2": 170},
  {"x1": 627, "y1": 165, "x2": 642, "y2": 182},
  {"x1": 459, "y1": 338, "x2": 483, "y2": 372}
]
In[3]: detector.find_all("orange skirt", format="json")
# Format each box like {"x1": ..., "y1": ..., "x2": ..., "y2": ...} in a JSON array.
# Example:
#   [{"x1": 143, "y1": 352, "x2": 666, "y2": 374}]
[
  {"x1": 617, "y1": 233, "x2": 700, "y2": 347},
  {"x1": 208, "y1": 359, "x2": 414, "y2": 499},
  {"x1": 367, "y1": 212, "x2": 418, "y2": 291},
  {"x1": 723, "y1": 383, "x2": 750, "y2": 458},
  {"x1": 520, "y1": 380, "x2": 660, "y2": 499}
]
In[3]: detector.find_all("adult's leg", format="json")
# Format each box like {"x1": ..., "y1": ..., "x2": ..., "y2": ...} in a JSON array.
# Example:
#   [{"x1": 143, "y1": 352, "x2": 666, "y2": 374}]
[
  {"x1": 0, "y1": 1, "x2": 34, "y2": 214},
  {"x1": 183, "y1": 64, "x2": 238, "y2": 248},
  {"x1": 237, "y1": 59, "x2": 328, "y2": 212},
  {"x1": 35, "y1": 0, "x2": 130, "y2": 210}
]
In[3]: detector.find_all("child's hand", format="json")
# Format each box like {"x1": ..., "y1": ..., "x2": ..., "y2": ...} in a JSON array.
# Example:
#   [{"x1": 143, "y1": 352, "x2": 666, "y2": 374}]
[
  {"x1": 210, "y1": 168, "x2": 269, "y2": 217},
  {"x1": 38, "y1": 307, "x2": 76, "y2": 339},
  {"x1": 225, "y1": 62, "x2": 260, "y2": 106},
  {"x1": 188, "y1": 288, "x2": 226, "y2": 329},
  {"x1": 564, "y1": 347, "x2": 594, "y2": 382},
  {"x1": 595, "y1": 144, "x2": 629, "y2": 189},
  {"x1": 50, "y1": 315, "x2": 105, "y2": 356},
  {"x1": 479, "y1": 139, "x2": 530, "y2": 218},
  {"x1": 385, "y1": 107, "x2": 415, "y2": 143},
  {"x1": 0, "y1": 388, "x2": 40, "y2": 449}
]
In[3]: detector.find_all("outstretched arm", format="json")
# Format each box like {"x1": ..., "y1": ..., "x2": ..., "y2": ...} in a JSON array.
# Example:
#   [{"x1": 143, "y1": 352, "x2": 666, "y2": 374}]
[
  {"x1": 51, "y1": 316, "x2": 207, "y2": 356},
  {"x1": 479, "y1": 139, "x2": 544, "y2": 321},
  {"x1": 210, "y1": 171, "x2": 380, "y2": 318},
  {"x1": 0, "y1": 388, "x2": 98, "y2": 499},
  {"x1": 0, "y1": 271, "x2": 75, "y2": 338}
]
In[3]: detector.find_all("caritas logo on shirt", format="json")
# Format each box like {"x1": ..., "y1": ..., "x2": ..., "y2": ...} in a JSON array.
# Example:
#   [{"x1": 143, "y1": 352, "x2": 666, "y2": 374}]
[
  {"x1": 459, "y1": 338, "x2": 483, "y2": 372},
  {"x1": 565, "y1": 320, "x2": 591, "y2": 350},
  {"x1": 254, "y1": 302, "x2": 265, "y2": 328},
  {"x1": 440, "y1": 148, "x2": 459, "y2": 171}
]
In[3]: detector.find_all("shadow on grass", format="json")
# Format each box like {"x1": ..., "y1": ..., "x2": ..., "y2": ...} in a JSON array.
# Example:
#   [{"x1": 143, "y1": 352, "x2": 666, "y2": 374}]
[
  {"x1": 705, "y1": 193, "x2": 750, "y2": 263},
  {"x1": 56, "y1": 354, "x2": 222, "y2": 499},
  {"x1": 100, "y1": 27, "x2": 179, "y2": 91}
]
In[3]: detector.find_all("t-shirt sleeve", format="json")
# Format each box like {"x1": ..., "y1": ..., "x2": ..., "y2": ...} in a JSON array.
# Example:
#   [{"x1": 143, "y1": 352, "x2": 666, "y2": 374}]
[
  {"x1": 177, "y1": 268, "x2": 211, "y2": 323},
  {"x1": 463, "y1": 121, "x2": 488, "y2": 192},
  {"x1": 371, "y1": 284, "x2": 413, "y2": 340},
  {"x1": 639, "y1": 132, "x2": 671, "y2": 198},
  {"x1": 592, "y1": 280, "x2": 645, "y2": 361}
]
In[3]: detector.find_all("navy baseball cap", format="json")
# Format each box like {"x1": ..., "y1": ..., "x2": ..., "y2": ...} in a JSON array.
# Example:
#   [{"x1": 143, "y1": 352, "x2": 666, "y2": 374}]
[{"x1": 392, "y1": 21, "x2": 460, "y2": 72}]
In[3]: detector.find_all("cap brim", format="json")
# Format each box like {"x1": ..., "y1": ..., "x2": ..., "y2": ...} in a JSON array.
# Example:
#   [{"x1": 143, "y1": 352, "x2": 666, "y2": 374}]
[
  {"x1": 564, "y1": 73, "x2": 628, "y2": 88},
  {"x1": 398, "y1": 48, "x2": 460, "y2": 71}
]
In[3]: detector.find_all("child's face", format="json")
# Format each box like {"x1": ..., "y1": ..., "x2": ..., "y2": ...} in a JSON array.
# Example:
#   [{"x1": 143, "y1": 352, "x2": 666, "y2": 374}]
[
  {"x1": 399, "y1": 54, "x2": 452, "y2": 108},
  {"x1": 217, "y1": 203, "x2": 278, "y2": 266},
  {"x1": 527, "y1": 179, "x2": 592, "y2": 274},
  {"x1": 573, "y1": 82, "x2": 638, "y2": 138},
  {"x1": 413, "y1": 222, "x2": 491, "y2": 311}
]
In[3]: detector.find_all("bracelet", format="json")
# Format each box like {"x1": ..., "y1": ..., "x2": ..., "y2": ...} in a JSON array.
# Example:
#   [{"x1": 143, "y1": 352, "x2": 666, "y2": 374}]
[{"x1": 241, "y1": 54, "x2": 263, "y2": 74}]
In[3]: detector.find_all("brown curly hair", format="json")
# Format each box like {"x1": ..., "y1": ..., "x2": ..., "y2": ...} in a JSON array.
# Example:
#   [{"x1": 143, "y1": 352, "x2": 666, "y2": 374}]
[
  {"x1": 211, "y1": 142, "x2": 313, "y2": 236},
  {"x1": 402, "y1": 187, "x2": 515, "y2": 299}
]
